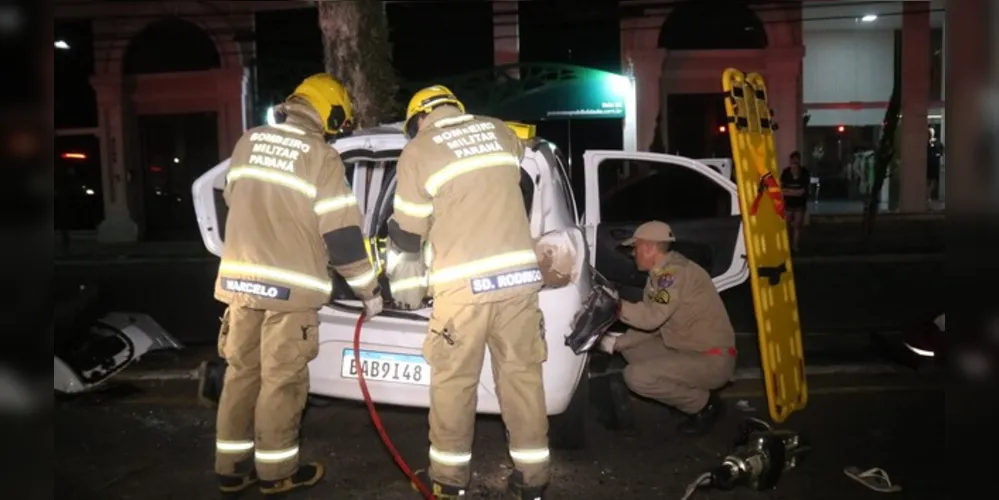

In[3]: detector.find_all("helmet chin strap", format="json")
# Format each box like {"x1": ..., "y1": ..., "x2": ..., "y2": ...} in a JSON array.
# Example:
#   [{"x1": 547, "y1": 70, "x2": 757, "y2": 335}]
[
  {"x1": 325, "y1": 128, "x2": 353, "y2": 142},
  {"x1": 405, "y1": 113, "x2": 424, "y2": 139}
]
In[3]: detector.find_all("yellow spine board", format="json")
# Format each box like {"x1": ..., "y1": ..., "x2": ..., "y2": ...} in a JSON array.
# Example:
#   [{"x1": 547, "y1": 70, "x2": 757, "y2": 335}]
[{"x1": 721, "y1": 69, "x2": 808, "y2": 423}]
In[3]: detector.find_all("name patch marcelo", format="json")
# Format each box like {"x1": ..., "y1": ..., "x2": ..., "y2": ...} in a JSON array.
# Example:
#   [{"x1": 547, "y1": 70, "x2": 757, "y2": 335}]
[
  {"x1": 470, "y1": 268, "x2": 543, "y2": 294},
  {"x1": 222, "y1": 278, "x2": 291, "y2": 300}
]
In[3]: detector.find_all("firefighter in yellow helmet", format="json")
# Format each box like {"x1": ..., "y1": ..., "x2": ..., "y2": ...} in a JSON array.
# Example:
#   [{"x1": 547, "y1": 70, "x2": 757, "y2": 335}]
[
  {"x1": 387, "y1": 85, "x2": 551, "y2": 499},
  {"x1": 211, "y1": 73, "x2": 383, "y2": 497}
]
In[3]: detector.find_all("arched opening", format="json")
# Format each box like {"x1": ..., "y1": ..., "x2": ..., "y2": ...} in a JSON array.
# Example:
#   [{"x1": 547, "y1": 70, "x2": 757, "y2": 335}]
[
  {"x1": 655, "y1": 1, "x2": 768, "y2": 155},
  {"x1": 658, "y1": 0, "x2": 768, "y2": 51},
  {"x1": 123, "y1": 17, "x2": 221, "y2": 74}
]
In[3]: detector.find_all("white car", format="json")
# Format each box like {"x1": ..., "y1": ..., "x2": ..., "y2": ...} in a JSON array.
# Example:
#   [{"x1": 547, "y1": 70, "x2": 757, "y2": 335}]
[{"x1": 191, "y1": 122, "x2": 748, "y2": 449}]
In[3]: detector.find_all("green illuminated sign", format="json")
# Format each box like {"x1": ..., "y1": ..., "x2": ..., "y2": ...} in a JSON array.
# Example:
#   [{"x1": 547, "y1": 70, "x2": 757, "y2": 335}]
[
  {"x1": 406, "y1": 64, "x2": 632, "y2": 122},
  {"x1": 490, "y1": 69, "x2": 630, "y2": 121}
]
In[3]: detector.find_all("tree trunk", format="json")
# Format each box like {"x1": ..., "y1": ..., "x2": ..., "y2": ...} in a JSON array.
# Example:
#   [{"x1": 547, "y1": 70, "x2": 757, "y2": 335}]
[{"x1": 317, "y1": 0, "x2": 398, "y2": 128}]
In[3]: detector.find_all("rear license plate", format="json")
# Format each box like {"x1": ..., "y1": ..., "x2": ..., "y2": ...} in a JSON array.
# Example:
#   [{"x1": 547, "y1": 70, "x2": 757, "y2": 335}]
[{"x1": 341, "y1": 349, "x2": 430, "y2": 386}]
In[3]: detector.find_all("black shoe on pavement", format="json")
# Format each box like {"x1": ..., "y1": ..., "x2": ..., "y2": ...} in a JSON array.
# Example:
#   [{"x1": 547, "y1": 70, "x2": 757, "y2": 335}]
[
  {"x1": 507, "y1": 470, "x2": 547, "y2": 500},
  {"x1": 198, "y1": 358, "x2": 227, "y2": 407},
  {"x1": 410, "y1": 469, "x2": 467, "y2": 498},
  {"x1": 677, "y1": 391, "x2": 724, "y2": 437},
  {"x1": 218, "y1": 469, "x2": 258, "y2": 498},
  {"x1": 259, "y1": 462, "x2": 325, "y2": 497}
]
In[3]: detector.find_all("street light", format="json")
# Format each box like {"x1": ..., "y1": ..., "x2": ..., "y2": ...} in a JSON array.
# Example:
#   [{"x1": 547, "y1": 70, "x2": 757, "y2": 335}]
[
  {"x1": 55, "y1": 40, "x2": 70, "y2": 49},
  {"x1": 860, "y1": 14, "x2": 878, "y2": 23}
]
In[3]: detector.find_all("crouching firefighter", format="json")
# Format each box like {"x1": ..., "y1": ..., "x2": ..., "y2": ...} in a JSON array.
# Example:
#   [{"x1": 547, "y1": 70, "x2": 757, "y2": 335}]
[
  {"x1": 599, "y1": 221, "x2": 736, "y2": 436},
  {"x1": 385, "y1": 85, "x2": 551, "y2": 499},
  {"x1": 212, "y1": 73, "x2": 383, "y2": 497}
]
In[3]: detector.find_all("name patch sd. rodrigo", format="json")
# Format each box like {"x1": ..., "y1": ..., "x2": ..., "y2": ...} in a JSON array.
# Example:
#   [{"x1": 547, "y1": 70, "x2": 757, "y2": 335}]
[
  {"x1": 470, "y1": 268, "x2": 543, "y2": 294},
  {"x1": 222, "y1": 278, "x2": 292, "y2": 300}
]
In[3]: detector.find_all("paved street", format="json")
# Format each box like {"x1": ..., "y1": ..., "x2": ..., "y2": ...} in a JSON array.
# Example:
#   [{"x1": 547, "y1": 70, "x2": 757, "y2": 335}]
[
  {"x1": 54, "y1": 225, "x2": 944, "y2": 499},
  {"x1": 55, "y1": 254, "x2": 943, "y2": 346},
  {"x1": 55, "y1": 373, "x2": 943, "y2": 500}
]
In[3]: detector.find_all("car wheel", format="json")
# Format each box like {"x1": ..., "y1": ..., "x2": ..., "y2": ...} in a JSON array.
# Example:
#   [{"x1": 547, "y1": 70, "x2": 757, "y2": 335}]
[{"x1": 548, "y1": 364, "x2": 589, "y2": 450}]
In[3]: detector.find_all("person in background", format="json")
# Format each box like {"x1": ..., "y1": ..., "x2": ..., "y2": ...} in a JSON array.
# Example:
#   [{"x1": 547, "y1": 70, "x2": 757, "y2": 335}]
[
  {"x1": 927, "y1": 126, "x2": 944, "y2": 203},
  {"x1": 780, "y1": 151, "x2": 810, "y2": 252}
]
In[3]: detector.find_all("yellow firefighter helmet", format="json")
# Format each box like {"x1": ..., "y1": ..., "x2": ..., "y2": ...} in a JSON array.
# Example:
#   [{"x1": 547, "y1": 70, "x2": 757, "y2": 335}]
[
  {"x1": 289, "y1": 73, "x2": 354, "y2": 135},
  {"x1": 404, "y1": 85, "x2": 465, "y2": 137}
]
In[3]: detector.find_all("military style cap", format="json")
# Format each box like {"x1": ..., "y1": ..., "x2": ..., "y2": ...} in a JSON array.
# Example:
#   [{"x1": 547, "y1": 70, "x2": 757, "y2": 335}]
[{"x1": 621, "y1": 220, "x2": 676, "y2": 246}]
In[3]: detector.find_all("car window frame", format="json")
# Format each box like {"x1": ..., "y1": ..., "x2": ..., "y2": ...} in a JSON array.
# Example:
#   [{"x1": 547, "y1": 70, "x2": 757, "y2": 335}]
[
  {"x1": 597, "y1": 157, "x2": 733, "y2": 223},
  {"x1": 532, "y1": 140, "x2": 579, "y2": 223}
]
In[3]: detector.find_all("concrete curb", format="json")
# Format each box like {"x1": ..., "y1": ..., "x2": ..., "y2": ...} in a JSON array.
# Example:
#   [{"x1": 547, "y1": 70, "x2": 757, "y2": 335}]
[
  {"x1": 55, "y1": 256, "x2": 218, "y2": 265},
  {"x1": 116, "y1": 368, "x2": 201, "y2": 381},
  {"x1": 732, "y1": 363, "x2": 904, "y2": 379},
  {"x1": 118, "y1": 362, "x2": 906, "y2": 383},
  {"x1": 808, "y1": 213, "x2": 945, "y2": 223},
  {"x1": 589, "y1": 362, "x2": 905, "y2": 381},
  {"x1": 55, "y1": 252, "x2": 942, "y2": 266}
]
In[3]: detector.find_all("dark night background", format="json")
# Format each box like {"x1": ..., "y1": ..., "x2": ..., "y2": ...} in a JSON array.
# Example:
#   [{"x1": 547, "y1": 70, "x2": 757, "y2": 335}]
[
  {"x1": 54, "y1": 0, "x2": 635, "y2": 235},
  {"x1": 55, "y1": 0, "x2": 626, "y2": 147}
]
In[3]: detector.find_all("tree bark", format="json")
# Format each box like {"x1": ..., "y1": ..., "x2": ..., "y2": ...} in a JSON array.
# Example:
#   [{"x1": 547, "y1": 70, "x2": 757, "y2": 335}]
[{"x1": 317, "y1": 0, "x2": 398, "y2": 128}]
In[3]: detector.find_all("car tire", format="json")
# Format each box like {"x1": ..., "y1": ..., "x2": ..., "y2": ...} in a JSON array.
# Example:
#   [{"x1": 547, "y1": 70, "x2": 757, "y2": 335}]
[{"x1": 548, "y1": 365, "x2": 589, "y2": 450}]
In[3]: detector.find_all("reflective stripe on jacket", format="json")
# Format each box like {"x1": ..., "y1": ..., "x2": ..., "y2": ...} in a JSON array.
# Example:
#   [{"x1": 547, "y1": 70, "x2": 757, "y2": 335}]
[{"x1": 215, "y1": 101, "x2": 377, "y2": 311}]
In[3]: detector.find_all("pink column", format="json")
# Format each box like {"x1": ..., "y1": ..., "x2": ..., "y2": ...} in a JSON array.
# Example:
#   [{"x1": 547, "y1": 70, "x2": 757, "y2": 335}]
[
  {"x1": 765, "y1": 70, "x2": 802, "y2": 167},
  {"x1": 944, "y1": 0, "x2": 987, "y2": 211},
  {"x1": 217, "y1": 69, "x2": 248, "y2": 160},
  {"x1": 91, "y1": 74, "x2": 139, "y2": 242},
  {"x1": 770, "y1": 78, "x2": 800, "y2": 168},
  {"x1": 493, "y1": 1, "x2": 519, "y2": 79},
  {"x1": 764, "y1": 47, "x2": 805, "y2": 168},
  {"x1": 899, "y1": 2, "x2": 930, "y2": 212},
  {"x1": 629, "y1": 49, "x2": 665, "y2": 151}
]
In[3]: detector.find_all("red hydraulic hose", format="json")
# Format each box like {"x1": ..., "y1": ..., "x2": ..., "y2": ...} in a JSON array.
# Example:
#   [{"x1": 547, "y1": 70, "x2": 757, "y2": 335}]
[{"x1": 353, "y1": 314, "x2": 436, "y2": 499}]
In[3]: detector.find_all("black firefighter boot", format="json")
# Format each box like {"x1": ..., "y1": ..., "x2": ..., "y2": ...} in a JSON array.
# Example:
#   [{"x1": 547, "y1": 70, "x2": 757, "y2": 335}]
[
  {"x1": 411, "y1": 469, "x2": 467, "y2": 499},
  {"x1": 217, "y1": 459, "x2": 258, "y2": 498},
  {"x1": 507, "y1": 470, "x2": 547, "y2": 500},
  {"x1": 677, "y1": 391, "x2": 725, "y2": 437},
  {"x1": 259, "y1": 462, "x2": 325, "y2": 498}
]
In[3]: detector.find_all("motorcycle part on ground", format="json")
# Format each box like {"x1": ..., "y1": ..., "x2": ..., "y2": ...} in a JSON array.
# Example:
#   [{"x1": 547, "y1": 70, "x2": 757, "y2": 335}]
[
  {"x1": 564, "y1": 270, "x2": 620, "y2": 354},
  {"x1": 55, "y1": 311, "x2": 185, "y2": 394},
  {"x1": 722, "y1": 68, "x2": 808, "y2": 423}
]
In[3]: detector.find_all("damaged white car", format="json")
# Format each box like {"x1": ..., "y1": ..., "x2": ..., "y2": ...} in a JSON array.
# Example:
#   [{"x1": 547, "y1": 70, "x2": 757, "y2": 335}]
[
  {"x1": 192, "y1": 122, "x2": 748, "y2": 449},
  {"x1": 54, "y1": 286, "x2": 184, "y2": 394}
]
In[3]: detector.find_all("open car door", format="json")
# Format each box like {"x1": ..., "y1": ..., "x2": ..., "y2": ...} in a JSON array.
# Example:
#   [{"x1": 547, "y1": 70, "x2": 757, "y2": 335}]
[
  {"x1": 722, "y1": 69, "x2": 807, "y2": 423},
  {"x1": 582, "y1": 150, "x2": 748, "y2": 304},
  {"x1": 191, "y1": 158, "x2": 228, "y2": 258}
]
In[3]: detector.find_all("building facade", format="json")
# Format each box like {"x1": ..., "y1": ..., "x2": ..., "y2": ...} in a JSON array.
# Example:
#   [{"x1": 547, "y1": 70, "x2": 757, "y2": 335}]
[
  {"x1": 54, "y1": 0, "x2": 302, "y2": 243},
  {"x1": 55, "y1": 0, "x2": 987, "y2": 243},
  {"x1": 494, "y1": 0, "x2": 976, "y2": 214}
]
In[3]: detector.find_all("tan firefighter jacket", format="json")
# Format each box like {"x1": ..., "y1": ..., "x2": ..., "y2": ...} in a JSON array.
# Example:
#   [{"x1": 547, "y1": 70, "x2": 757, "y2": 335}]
[
  {"x1": 388, "y1": 105, "x2": 542, "y2": 304},
  {"x1": 214, "y1": 100, "x2": 378, "y2": 311}
]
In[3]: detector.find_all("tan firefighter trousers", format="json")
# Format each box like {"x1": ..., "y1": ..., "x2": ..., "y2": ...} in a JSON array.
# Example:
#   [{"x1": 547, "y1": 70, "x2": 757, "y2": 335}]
[
  {"x1": 214, "y1": 306, "x2": 320, "y2": 481},
  {"x1": 424, "y1": 293, "x2": 551, "y2": 488},
  {"x1": 619, "y1": 333, "x2": 735, "y2": 414}
]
